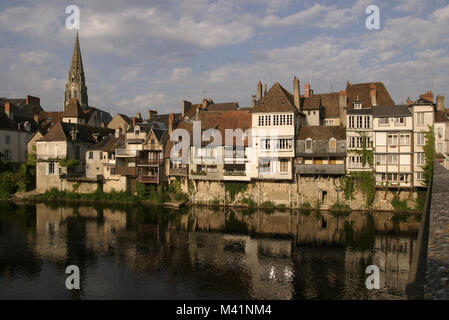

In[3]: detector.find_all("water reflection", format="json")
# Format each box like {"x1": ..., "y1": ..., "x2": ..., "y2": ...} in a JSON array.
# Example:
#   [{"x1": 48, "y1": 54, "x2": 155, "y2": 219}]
[{"x1": 0, "y1": 202, "x2": 419, "y2": 300}]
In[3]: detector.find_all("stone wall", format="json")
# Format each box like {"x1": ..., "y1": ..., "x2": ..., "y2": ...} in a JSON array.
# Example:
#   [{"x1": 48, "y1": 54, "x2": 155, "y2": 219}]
[{"x1": 189, "y1": 177, "x2": 417, "y2": 211}]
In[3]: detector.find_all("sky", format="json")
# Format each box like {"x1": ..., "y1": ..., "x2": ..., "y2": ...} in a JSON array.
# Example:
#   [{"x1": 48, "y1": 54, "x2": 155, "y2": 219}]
[{"x1": 1, "y1": 0, "x2": 449, "y2": 116}]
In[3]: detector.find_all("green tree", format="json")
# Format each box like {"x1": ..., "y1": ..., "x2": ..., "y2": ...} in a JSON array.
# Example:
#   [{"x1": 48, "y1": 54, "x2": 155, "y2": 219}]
[{"x1": 422, "y1": 125, "x2": 436, "y2": 185}]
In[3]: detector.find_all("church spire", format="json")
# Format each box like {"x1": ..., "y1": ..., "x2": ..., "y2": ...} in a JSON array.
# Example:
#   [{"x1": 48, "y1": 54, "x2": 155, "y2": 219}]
[{"x1": 64, "y1": 32, "x2": 88, "y2": 109}]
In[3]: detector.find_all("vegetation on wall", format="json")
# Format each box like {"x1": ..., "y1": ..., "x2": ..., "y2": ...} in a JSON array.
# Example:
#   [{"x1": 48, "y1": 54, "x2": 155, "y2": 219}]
[
  {"x1": 341, "y1": 171, "x2": 376, "y2": 208},
  {"x1": 59, "y1": 157, "x2": 80, "y2": 169},
  {"x1": 224, "y1": 182, "x2": 248, "y2": 202},
  {"x1": 423, "y1": 125, "x2": 436, "y2": 185},
  {"x1": 391, "y1": 195, "x2": 410, "y2": 212},
  {"x1": 0, "y1": 149, "x2": 37, "y2": 199}
]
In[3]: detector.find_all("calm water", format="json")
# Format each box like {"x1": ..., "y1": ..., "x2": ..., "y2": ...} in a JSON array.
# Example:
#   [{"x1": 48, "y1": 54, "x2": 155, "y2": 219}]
[{"x1": 0, "y1": 202, "x2": 420, "y2": 300}]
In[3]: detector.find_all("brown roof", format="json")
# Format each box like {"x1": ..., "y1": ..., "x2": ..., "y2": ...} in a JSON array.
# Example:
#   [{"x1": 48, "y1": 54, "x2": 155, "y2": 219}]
[
  {"x1": 297, "y1": 125, "x2": 346, "y2": 140},
  {"x1": 0, "y1": 112, "x2": 19, "y2": 131},
  {"x1": 346, "y1": 82, "x2": 395, "y2": 110},
  {"x1": 207, "y1": 102, "x2": 239, "y2": 111},
  {"x1": 435, "y1": 110, "x2": 448, "y2": 123},
  {"x1": 63, "y1": 99, "x2": 85, "y2": 118},
  {"x1": 40, "y1": 122, "x2": 113, "y2": 143},
  {"x1": 251, "y1": 82, "x2": 298, "y2": 113},
  {"x1": 319, "y1": 92, "x2": 340, "y2": 117},
  {"x1": 87, "y1": 134, "x2": 125, "y2": 152},
  {"x1": 117, "y1": 113, "x2": 133, "y2": 125},
  {"x1": 164, "y1": 109, "x2": 252, "y2": 158},
  {"x1": 301, "y1": 95, "x2": 321, "y2": 110}
]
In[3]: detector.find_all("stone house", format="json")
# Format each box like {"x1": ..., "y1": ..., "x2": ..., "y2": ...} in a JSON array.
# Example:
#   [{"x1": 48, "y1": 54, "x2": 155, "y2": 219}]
[
  {"x1": 107, "y1": 113, "x2": 133, "y2": 132},
  {"x1": 0, "y1": 112, "x2": 34, "y2": 163},
  {"x1": 35, "y1": 122, "x2": 112, "y2": 192},
  {"x1": 295, "y1": 126, "x2": 346, "y2": 205},
  {"x1": 250, "y1": 79, "x2": 306, "y2": 181},
  {"x1": 372, "y1": 105, "x2": 414, "y2": 189}
]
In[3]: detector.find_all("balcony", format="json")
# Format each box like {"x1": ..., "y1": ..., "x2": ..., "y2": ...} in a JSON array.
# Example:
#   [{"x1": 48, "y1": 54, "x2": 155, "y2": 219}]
[
  {"x1": 116, "y1": 149, "x2": 137, "y2": 157},
  {"x1": 137, "y1": 158, "x2": 163, "y2": 166},
  {"x1": 296, "y1": 164, "x2": 345, "y2": 175},
  {"x1": 115, "y1": 166, "x2": 137, "y2": 176},
  {"x1": 169, "y1": 167, "x2": 188, "y2": 176},
  {"x1": 138, "y1": 175, "x2": 159, "y2": 184},
  {"x1": 190, "y1": 170, "x2": 220, "y2": 180}
]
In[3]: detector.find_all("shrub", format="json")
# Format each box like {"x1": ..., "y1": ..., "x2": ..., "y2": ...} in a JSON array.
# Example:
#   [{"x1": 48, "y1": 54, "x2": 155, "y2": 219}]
[
  {"x1": 330, "y1": 202, "x2": 352, "y2": 213},
  {"x1": 392, "y1": 196, "x2": 410, "y2": 212},
  {"x1": 241, "y1": 197, "x2": 256, "y2": 208},
  {"x1": 261, "y1": 201, "x2": 275, "y2": 208},
  {"x1": 300, "y1": 201, "x2": 312, "y2": 209}
]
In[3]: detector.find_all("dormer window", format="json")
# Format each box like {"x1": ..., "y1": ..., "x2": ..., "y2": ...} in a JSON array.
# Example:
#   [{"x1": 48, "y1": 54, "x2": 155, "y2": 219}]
[
  {"x1": 329, "y1": 138, "x2": 336, "y2": 151},
  {"x1": 134, "y1": 127, "x2": 140, "y2": 135},
  {"x1": 305, "y1": 138, "x2": 312, "y2": 151},
  {"x1": 354, "y1": 100, "x2": 362, "y2": 109}
]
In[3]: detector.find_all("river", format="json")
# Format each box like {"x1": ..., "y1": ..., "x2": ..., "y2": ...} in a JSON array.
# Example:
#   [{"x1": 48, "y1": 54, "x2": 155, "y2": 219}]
[{"x1": 0, "y1": 202, "x2": 420, "y2": 300}]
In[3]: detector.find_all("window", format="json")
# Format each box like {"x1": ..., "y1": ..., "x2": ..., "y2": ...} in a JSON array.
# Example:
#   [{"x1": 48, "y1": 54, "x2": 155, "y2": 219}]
[
  {"x1": 135, "y1": 128, "x2": 140, "y2": 135},
  {"x1": 394, "y1": 117, "x2": 405, "y2": 126},
  {"x1": 417, "y1": 172, "x2": 424, "y2": 181},
  {"x1": 416, "y1": 112, "x2": 425, "y2": 125},
  {"x1": 280, "y1": 159, "x2": 289, "y2": 172},
  {"x1": 111, "y1": 168, "x2": 116, "y2": 175},
  {"x1": 376, "y1": 154, "x2": 386, "y2": 165},
  {"x1": 259, "y1": 159, "x2": 271, "y2": 173},
  {"x1": 329, "y1": 139, "x2": 336, "y2": 150},
  {"x1": 88, "y1": 151, "x2": 94, "y2": 159},
  {"x1": 388, "y1": 154, "x2": 398, "y2": 165},
  {"x1": 305, "y1": 139, "x2": 312, "y2": 151},
  {"x1": 5, "y1": 135, "x2": 10, "y2": 144},
  {"x1": 417, "y1": 153, "x2": 425, "y2": 165},
  {"x1": 417, "y1": 132, "x2": 425, "y2": 146},
  {"x1": 377, "y1": 173, "x2": 386, "y2": 182},
  {"x1": 325, "y1": 120, "x2": 335, "y2": 126},
  {"x1": 388, "y1": 134, "x2": 398, "y2": 146},
  {"x1": 400, "y1": 174, "x2": 409, "y2": 183},
  {"x1": 364, "y1": 116, "x2": 370, "y2": 128},
  {"x1": 273, "y1": 115, "x2": 279, "y2": 126},
  {"x1": 265, "y1": 115, "x2": 271, "y2": 126},
  {"x1": 48, "y1": 162, "x2": 55, "y2": 175},
  {"x1": 354, "y1": 101, "x2": 362, "y2": 109},
  {"x1": 261, "y1": 139, "x2": 271, "y2": 150},
  {"x1": 287, "y1": 114, "x2": 293, "y2": 125},
  {"x1": 379, "y1": 118, "x2": 389, "y2": 126},
  {"x1": 438, "y1": 143, "x2": 443, "y2": 153},
  {"x1": 3, "y1": 150, "x2": 11, "y2": 160},
  {"x1": 349, "y1": 116, "x2": 354, "y2": 128},
  {"x1": 400, "y1": 134, "x2": 410, "y2": 146},
  {"x1": 388, "y1": 173, "x2": 398, "y2": 182},
  {"x1": 151, "y1": 139, "x2": 155, "y2": 145},
  {"x1": 258, "y1": 116, "x2": 263, "y2": 126},
  {"x1": 357, "y1": 116, "x2": 363, "y2": 128},
  {"x1": 276, "y1": 139, "x2": 292, "y2": 150}
]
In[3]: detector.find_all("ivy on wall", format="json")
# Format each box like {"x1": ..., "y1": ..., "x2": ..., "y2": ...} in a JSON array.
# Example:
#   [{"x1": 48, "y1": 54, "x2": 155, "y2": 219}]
[{"x1": 423, "y1": 125, "x2": 436, "y2": 186}]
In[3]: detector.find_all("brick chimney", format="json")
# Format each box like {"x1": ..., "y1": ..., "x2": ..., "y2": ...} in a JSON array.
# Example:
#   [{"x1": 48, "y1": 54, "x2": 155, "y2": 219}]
[
  {"x1": 26, "y1": 95, "x2": 40, "y2": 105},
  {"x1": 148, "y1": 109, "x2": 157, "y2": 120},
  {"x1": 437, "y1": 95, "x2": 445, "y2": 111},
  {"x1": 304, "y1": 82, "x2": 311, "y2": 98},
  {"x1": 420, "y1": 90, "x2": 434, "y2": 103},
  {"x1": 202, "y1": 98, "x2": 210, "y2": 110},
  {"x1": 182, "y1": 100, "x2": 191, "y2": 117},
  {"x1": 369, "y1": 83, "x2": 377, "y2": 106},
  {"x1": 263, "y1": 84, "x2": 267, "y2": 96},
  {"x1": 4, "y1": 101, "x2": 13, "y2": 119},
  {"x1": 293, "y1": 76, "x2": 300, "y2": 111},
  {"x1": 406, "y1": 97, "x2": 413, "y2": 105},
  {"x1": 168, "y1": 113, "x2": 174, "y2": 135},
  {"x1": 136, "y1": 112, "x2": 142, "y2": 119},
  {"x1": 256, "y1": 80, "x2": 263, "y2": 101},
  {"x1": 339, "y1": 90, "x2": 347, "y2": 127}
]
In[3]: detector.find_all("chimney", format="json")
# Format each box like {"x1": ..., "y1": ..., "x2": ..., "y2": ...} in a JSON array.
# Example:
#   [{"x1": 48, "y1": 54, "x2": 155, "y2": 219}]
[
  {"x1": 304, "y1": 82, "x2": 311, "y2": 98},
  {"x1": 182, "y1": 100, "x2": 191, "y2": 117},
  {"x1": 256, "y1": 81, "x2": 263, "y2": 101},
  {"x1": 136, "y1": 112, "x2": 142, "y2": 119},
  {"x1": 195, "y1": 107, "x2": 200, "y2": 121},
  {"x1": 71, "y1": 128, "x2": 77, "y2": 141},
  {"x1": 202, "y1": 98, "x2": 209, "y2": 110},
  {"x1": 293, "y1": 76, "x2": 300, "y2": 111},
  {"x1": 168, "y1": 113, "x2": 174, "y2": 135},
  {"x1": 420, "y1": 90, "x2": 434, "y2": 103},
  {"x1": 263, "y1": 84, "x2": 267, "y2": 96},
  {"x1": 369, "y1": 83, "x2": 377, "y2": 106},
  {"x1": 148, "y1": 109, "x2": 152, "y2": 120},
  {"x1": 437, "y1": 95, "x2": 445, "y2": 111},
  {"x1": 252, "y1": 95, "x2": 256, "y2": 108},
  {"x1": 26, "y1": 95, "x2": 40, "y2": 105},
  {"x1": 4, "y1": 102, "x2": 13, "y2": 119},
  {"x1": 339, "y1": 90, "x2": 347, "y2": 127},
  {"x1": 406, "y1": 97, "x2": 413, "y2": 105},
  {"x1": 115, "y1": 128, "x2": 122, "y2": 138}
]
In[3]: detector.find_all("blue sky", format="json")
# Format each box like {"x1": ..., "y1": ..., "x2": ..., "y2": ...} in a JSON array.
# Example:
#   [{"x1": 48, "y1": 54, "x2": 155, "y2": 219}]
[{"x1": 1, "y1": 0, "x2": 449, "y2": 116}]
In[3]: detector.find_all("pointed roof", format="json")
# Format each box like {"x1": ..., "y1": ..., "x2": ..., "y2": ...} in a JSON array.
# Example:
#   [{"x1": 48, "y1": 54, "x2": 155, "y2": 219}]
[
  {"x1": 251, "y1": 82, "x2": 298, "y2": 113},
  {"x1": 63, "y1": 98, "x2": 85, "y2": 118},
  {"x1": 69, "y1": 32, "x2": 85, "y2": 79}
]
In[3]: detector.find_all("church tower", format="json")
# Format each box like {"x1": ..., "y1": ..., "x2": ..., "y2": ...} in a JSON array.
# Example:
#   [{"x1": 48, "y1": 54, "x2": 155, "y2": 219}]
[{"x1": 64, "y1": 32, "x2": 88, "y2": 109}]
